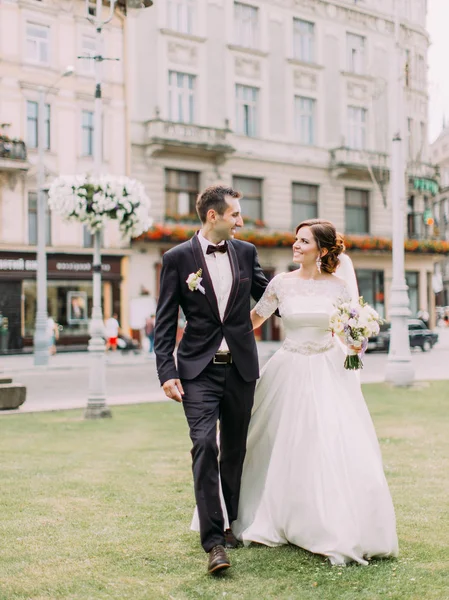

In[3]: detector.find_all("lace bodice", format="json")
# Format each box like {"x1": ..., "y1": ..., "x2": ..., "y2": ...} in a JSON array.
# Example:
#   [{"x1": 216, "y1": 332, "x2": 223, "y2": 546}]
[{"x1": 255, "y1": 273, "x2": 350, "y2": 353}]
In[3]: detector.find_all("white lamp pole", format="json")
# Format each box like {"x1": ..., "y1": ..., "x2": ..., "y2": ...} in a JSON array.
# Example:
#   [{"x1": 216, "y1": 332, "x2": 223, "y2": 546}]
[
  {"x1": 385, "y1": 0, "x2": 414, "y2": 386},
  {"x1": 84, "y1": 0, "x2": 115, "y2": 418},
  {"x1": 33, "y1": 68, "x2": 74, "y2": 366}
]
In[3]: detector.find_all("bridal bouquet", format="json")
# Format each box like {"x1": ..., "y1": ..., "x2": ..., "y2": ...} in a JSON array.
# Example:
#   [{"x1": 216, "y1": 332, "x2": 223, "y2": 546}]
[{"x1": 329, "y1": 297, "x2": 382, "y2": 370}]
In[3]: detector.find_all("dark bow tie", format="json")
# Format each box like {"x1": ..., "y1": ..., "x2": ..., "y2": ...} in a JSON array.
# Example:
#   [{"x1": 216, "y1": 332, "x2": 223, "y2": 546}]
[{"x1": 206, "y1": 242, "x2": 228, "y2": 255}]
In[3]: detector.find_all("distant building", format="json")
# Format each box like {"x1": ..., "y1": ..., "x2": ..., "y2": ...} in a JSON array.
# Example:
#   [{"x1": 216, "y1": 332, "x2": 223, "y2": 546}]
[
  {"x1": 0, "y1": 0, "x2": 129, "y2": 352},
  {"x1": 429, "y1": 125, "x2": 449, "y2": 308},
  {"x1": 127, "y1": 0, "x2": 441, "y2": 334}
]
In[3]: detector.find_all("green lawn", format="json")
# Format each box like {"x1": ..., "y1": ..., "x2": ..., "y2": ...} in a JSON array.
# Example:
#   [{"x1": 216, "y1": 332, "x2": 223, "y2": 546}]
[{"x1": 0, "y1": 382, "x2": 448, "y2": 600}]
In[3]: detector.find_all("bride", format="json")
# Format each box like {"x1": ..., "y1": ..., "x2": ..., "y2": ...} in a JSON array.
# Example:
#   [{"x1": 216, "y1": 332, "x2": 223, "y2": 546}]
[{"x1": 230, "y1": 219, "x2": 398, "y2": 565}]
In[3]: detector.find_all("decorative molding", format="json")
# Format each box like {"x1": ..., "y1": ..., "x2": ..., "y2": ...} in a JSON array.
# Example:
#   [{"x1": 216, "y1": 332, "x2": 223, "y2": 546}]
[
  {"x1": 287, "y1": 58, "x2": 324, "y2": 70},
  {"x1": 160, "y1": 29, "x2": 206, "y2": 44},
  {"x1": 227, "y1": 44, "x2": 268, "y2": 58},
  {"x1": 341, "y1": 71, "x2": 374, "y2": 84},
  {"x1": 347, "y1": 81, "x2": 368, "y2": 101},
  {"x1": 235, "y1": 56, "x2": 261, "y2": 80},
  {"x1": 293, "y1": 69, "x2": 317, "y2": 91},
  {"x1": 167, "y1": 42, "x2": 198, "y2": 67}
]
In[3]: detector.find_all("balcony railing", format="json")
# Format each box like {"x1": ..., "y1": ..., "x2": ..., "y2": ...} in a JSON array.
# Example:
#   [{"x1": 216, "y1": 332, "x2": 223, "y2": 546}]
[
  {"x1": 330, "y1": 146, "x2": 390, "y2": 172},
  {"x1": 0, "y1": 137, "x2": 28, "y2": 175},
  {"x1": 0, "y1": 138, "x2": 27, "y2": 161},
  {"x1": 145, "y1": 119, "x2": 235, "y2": 159},
  {"x1": 407, "y1": 161, "x2": 439, "y2": 182}
]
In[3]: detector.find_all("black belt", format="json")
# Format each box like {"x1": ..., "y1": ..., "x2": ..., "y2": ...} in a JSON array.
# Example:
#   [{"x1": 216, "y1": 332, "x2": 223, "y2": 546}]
[{"x1": 213, "y1": 352, "x2": 233, "y2": 365}]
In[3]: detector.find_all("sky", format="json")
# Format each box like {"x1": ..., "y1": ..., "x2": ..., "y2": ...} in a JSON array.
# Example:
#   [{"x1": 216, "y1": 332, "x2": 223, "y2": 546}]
[{"x1": 427, "y1": 0, "x2": 449, "y2": 143}]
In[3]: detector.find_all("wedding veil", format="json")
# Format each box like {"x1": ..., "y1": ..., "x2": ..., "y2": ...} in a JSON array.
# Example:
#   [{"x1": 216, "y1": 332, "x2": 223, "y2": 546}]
[{"x1": 335, "y1": 252, "x2": 359, "y2": 305}]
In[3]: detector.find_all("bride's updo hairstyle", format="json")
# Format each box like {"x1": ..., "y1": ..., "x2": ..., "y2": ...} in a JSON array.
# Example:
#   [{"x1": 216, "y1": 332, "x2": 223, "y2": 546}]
[{"x1": 295, "y1": 219, "x2": 345, "y2": 274}]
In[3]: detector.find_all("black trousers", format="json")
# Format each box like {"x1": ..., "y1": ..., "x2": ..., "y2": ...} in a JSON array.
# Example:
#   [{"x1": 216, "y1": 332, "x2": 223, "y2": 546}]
[{"x1": 181, "y1": 361, "x2": 256, "y2": 553}]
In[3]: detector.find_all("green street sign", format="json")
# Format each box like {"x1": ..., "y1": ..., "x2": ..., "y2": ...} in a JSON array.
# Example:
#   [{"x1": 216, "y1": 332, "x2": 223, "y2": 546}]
[{"x1": 413, "y1": 178, "x2": 439, "y2": 196}]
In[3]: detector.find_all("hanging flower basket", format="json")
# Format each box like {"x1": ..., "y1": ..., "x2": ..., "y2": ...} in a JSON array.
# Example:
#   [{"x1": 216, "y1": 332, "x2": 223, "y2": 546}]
[{"x1": 48, "y1": 174, "x2": 152, "y2": 238}]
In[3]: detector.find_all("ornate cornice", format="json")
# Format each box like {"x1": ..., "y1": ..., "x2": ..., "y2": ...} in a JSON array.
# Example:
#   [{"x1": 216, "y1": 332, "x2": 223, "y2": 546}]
[{"x1": 287, "y1": 0, "x2": 429, "y2": 43}]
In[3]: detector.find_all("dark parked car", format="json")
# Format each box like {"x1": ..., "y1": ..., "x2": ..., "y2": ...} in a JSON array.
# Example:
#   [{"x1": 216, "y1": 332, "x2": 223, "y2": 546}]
[{"x1": 366, "y1": 319, "x2": 439, "y2": 353}]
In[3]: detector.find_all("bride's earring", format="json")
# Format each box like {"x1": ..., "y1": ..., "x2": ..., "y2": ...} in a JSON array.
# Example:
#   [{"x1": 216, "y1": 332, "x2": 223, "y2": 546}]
[{"x1": 316, "y1": 255, "x2": 322, "y2": 274}]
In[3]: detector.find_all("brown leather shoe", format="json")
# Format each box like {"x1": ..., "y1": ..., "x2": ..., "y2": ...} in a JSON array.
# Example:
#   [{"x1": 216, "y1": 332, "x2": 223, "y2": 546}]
[
  {"x1": 224, "y1": 528, "x2": 242, "y2": 549},
  {"x1": 208, "y1": 545, "x2": 231, "y2": 574}
]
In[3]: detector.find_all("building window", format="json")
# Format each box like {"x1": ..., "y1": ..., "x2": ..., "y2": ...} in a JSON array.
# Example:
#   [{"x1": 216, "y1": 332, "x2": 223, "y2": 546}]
[
  {"x1": 27, "y1": 101, "x2": 50, "y2": 150},
  {"x1": 419, "y1": 121, "x2": 426, "y2": 154},
  {"x1": 347, "y1": 32, "x2": 365, "y2": 74},
  {"x1": 405, "y1": 271, "x2": 419, "y2": 317},
  {"x1": 348, "y1": 106, "x2": 367, "y2": 150},
  {"x1": 355, "y1": 269, "x2": 385, "y2": 318},
  {"x1": 345, "y1": 188, "x2": 369, "y2": 234},
  {"x1": 294, "y1": 96, "x2": 316, "y2": 145},
  {"x1": 165, "y1": 169, "x2": 199, "y2": 216},
  {"x1": 416, "y1": 54, "x2": 425, "y2": 87},
  {"x1": 28, "y1": 191, "x2": 51, "y2": 246},
  {"x1": 167, "y1": 0, "x2": 195, "y2": 34},
  {"x1": 233, "y1": 176, "x2": 262, "y2": 220},
  {"x1": 407, "y1": 117, "x2": 413, "y2": 159},
  {"x1": 80, "y1": 35, "x2": 96, "y2": 74},
  {"x1": 81, "y1": 110, "x2": 94, "y2": 156},
  {"x1": 293, "y1": 18, "x2": 315, "y2": 63},
  {"x1": 234, "y1": 2, "x2": 259, "y2": 49},
  {"x1": 292, "y1": 183, "x2": 318, "y2": 227},
  {"x1": 236, "y1": 84, "x2": 258, "y2": 137},
  {"x1": 168, "y1": 71, "x2": 195, "y2": 124},
  {"x1": 87, "y1": 0, "x2": 96, "y2": 15},
  {"x1": 26, "y1": 23, "x2": 50, "y2": 65}
]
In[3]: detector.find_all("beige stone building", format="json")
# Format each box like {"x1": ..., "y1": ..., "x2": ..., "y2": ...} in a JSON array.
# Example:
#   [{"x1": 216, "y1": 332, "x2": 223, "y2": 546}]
[
  {"x1": 0, "y1": 0, "x2": 128, "y2": 351},
  {"x1": 127, "y1": 0, "x2": 440, "y2": 336},
  {"x1": 429, "y1": 126, "x2": 449, "y2": 309}
]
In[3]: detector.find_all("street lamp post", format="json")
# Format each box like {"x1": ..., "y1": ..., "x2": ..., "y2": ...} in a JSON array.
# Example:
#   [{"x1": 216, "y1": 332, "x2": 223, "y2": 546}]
[
  {"x1": 385, "y1": 0, "x2": 414, "y2": 386},
  {"x1": 81, "y1": 0, "x2": 153, "y2": 417},
  {"x1": 83, "y1": 0, "x2": 116, "y2": 418},
  {"x1": 33, "y1": 69, "x2": 74, "y2": 366}
]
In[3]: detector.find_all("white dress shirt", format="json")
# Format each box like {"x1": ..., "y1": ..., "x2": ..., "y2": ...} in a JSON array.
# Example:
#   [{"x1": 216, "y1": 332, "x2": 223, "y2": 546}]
[{"x1": 197, "y1": 231, "x2": 233, "y2": 352}]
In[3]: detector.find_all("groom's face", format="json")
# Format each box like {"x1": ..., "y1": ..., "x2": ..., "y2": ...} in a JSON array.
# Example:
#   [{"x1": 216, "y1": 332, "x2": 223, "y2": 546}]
[{"x1": 213, "y1": 196, "x2": 244, "y2": 240}]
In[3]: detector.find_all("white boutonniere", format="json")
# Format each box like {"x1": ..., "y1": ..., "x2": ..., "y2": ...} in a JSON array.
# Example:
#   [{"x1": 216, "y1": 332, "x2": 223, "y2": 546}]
[{"x1": 186, "y1": 268, "x2": 206, "y2": 295}]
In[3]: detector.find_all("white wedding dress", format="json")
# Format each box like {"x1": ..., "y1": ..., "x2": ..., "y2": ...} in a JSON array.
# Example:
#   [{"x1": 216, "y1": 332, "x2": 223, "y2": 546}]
[{"x1": 230, "y1": 274, "x2": 399, "y2": 566}]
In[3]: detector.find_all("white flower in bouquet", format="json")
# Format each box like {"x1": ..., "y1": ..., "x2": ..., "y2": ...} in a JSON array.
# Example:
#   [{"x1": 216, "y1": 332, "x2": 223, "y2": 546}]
[
  {"x1": 48, "y1": 174, "x2": 152, "y2": 238},
  {"x1": 329, "y1": 296, "x2": 383, "y2": 370}
]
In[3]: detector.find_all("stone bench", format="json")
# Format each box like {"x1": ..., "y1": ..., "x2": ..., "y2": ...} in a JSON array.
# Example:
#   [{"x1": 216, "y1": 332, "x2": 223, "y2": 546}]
[
  {"x1": 0, "y1": 377, "x2": 13, "y2": 384},
  {"x1": 0, "y1": 383, "x2": 27, "y2": 410}
]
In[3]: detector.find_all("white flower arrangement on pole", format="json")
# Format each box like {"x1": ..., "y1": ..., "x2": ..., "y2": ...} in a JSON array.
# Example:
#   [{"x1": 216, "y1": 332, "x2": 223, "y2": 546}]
[{"x1": 48, "y1": 174, "x2": 152, "y2": 238}]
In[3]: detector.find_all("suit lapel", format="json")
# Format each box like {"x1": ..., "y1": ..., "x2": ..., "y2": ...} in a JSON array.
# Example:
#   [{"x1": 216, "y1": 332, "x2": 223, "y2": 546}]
[
  {"x1": 223, "y1": 240, "x2": 239, "y2": 322},
  {"x1": 190, "y1": 233, "x2": 221, "y2": 321}
]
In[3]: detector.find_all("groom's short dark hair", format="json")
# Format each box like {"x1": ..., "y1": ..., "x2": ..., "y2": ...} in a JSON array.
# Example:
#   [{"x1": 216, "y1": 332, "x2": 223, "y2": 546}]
[{"x1": 196, "y1": 185, "x2": 242, "y2": 223}]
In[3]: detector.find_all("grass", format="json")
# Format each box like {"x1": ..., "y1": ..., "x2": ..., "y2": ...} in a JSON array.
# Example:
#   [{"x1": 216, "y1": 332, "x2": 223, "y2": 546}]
[{"x1": 0, "y1": 382, "x2": 448, "y2": 600}]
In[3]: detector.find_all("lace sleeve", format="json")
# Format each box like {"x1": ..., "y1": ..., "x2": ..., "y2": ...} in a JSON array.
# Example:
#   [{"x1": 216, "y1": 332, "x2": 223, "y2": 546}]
[{"x1": 254, "y1": 276, "x2": 280, "y2": 318}]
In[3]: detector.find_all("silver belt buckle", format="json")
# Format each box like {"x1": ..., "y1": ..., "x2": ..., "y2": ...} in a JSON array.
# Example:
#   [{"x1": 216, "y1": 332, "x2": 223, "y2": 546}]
[{"x1": 213, "y1": 352, "x2": 232, "y2": 365}]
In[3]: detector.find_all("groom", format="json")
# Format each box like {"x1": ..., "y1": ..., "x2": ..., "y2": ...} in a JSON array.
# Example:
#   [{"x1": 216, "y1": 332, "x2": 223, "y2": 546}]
[{"x1": 154, "y1": 185, "x2": 270, "y2": 574}]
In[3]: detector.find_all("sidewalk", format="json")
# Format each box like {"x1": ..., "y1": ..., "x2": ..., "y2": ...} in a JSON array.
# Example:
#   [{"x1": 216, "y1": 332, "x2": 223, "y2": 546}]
[
  {"x1": 0, "y1": 341, "x2": 282, "y2": 374},
  {"x1": 1, "y1": 336, "x2": 448, "y2": 415}
]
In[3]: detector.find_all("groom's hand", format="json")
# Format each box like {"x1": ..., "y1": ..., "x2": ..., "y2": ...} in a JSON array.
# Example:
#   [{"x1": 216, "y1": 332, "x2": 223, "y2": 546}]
[{"x1": 162, "y1": 379, "x2": 185, "y2": 403}]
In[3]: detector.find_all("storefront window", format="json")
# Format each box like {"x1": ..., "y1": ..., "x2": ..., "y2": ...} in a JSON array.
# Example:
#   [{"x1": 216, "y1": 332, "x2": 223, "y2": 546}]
[
  {"x1": 356, "y1": 269, "x2": 385, "y2": 318},
  {"x1": 23, "y1": 280, "x2": 94, "y2": 338},
  {"x1": 405, "y1": 271, "x2": 419, "y2": 317}
]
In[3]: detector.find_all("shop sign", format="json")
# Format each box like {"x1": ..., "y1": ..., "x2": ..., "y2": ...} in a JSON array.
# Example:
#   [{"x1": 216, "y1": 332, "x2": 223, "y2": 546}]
[
  {"x1": 0, "y1": 258, "x2": 37, "y2": 272},
  {"x1": 0, "y1": 252, "x2": 121, "y2": 278},
  {"x1": 55, "y1": 261, "x2": 111, "y2": 273}
]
